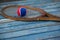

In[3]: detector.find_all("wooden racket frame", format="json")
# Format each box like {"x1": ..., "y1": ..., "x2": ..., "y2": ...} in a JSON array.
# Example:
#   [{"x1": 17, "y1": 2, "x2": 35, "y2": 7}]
[{"x1": 1, "y1": 5, "x2": 60, "y2": 21}]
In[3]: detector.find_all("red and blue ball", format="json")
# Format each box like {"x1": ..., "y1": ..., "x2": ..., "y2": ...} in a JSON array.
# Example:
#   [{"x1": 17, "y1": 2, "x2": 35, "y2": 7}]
[{"x1": 17, "y1": 7, "x2": 27, "y2": 17}]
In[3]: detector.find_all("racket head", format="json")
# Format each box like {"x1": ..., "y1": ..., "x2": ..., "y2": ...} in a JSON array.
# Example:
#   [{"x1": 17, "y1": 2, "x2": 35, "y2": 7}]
[{"x1": 1, "y1": 5, "x2": 46, "y2": 21}]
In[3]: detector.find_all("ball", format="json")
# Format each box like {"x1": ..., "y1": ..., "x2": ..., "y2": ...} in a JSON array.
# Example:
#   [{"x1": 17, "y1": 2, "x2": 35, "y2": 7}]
[{"x1": 17, "y1": 7, "x2": 27, "y2": 17}]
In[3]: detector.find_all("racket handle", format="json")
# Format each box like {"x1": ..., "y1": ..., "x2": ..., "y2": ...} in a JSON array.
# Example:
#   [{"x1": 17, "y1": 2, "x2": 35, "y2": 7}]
[
  {"x1": 48, "y1": 17, "x2": 60, "y2": 21},
  {"x1": 38, "y1": 16, "x2": 60, "y2": 21}
]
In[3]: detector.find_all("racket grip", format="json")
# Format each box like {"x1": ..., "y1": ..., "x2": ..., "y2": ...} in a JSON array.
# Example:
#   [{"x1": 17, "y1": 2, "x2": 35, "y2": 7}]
[
  {"x1": 51, "y1": 17, "x2": 60, "y2": 21},
  {"x1": 44, "y1": 17, "x2": 60, "y2": 21}
]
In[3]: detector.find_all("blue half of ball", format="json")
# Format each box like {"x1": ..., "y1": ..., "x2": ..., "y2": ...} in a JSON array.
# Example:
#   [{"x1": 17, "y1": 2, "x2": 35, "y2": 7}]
[{"x1": 20, "y1": 8, "x2": 26, "y2": 17}]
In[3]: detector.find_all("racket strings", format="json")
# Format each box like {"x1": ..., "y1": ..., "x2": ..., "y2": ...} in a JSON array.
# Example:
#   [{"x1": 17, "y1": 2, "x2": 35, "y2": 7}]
[{"x1": 2, "y1": 6, "x2": 42, "y2": 18}]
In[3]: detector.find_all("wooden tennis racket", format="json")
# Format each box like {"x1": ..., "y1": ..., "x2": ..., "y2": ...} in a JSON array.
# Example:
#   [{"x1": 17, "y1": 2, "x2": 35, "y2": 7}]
[{"x1": 0, "y1": 5, "x2": 60, "y2": 21}]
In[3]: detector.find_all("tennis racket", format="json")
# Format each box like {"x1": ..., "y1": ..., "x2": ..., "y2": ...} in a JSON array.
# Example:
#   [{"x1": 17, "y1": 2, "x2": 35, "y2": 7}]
[{"x1": 0, "y1": 5, "x2": 60, "y2": 21}]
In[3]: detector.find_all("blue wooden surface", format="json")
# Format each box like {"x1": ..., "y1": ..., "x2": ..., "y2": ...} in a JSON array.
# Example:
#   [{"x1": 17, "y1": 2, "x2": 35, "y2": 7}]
[{"x1": 0, "y1": 0, "x2": 60, "y2": 40}]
